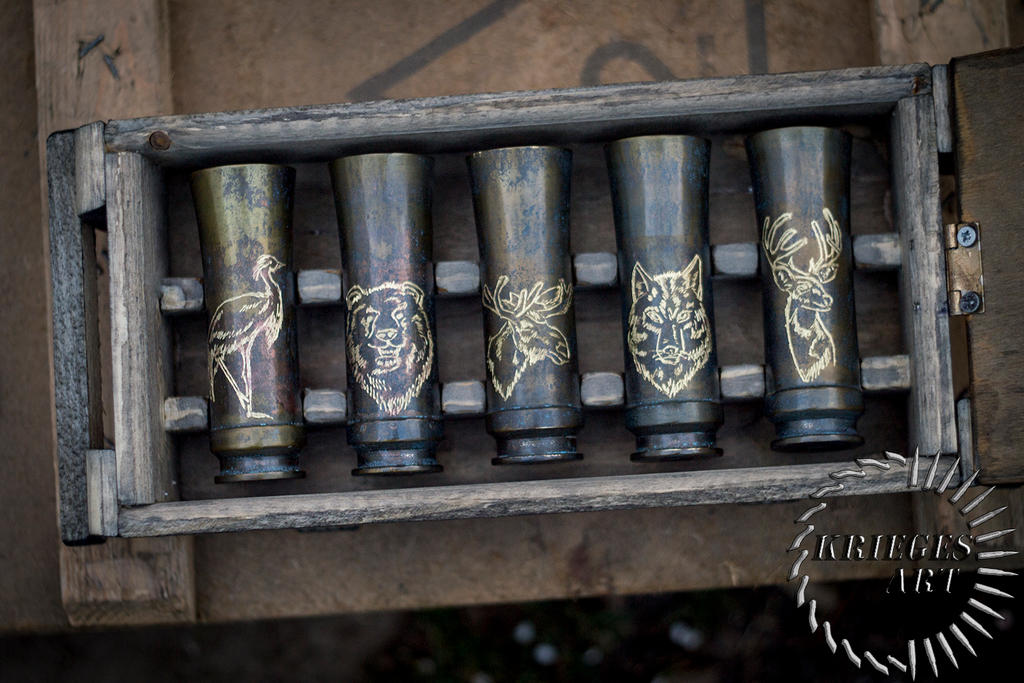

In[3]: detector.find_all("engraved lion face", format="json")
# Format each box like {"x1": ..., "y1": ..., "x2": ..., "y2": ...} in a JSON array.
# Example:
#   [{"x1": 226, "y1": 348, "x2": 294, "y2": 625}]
[
  {"x1": 346, "y1": 281, "x2": 433, "y2": 415},
  {"x1": 627, "y1": 256, "x2": 712, "y2": 398}
]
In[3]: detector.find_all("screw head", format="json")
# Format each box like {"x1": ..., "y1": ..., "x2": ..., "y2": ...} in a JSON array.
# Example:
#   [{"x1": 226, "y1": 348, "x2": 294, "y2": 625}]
[
  {"x1": 148, "y1": 130, "x2": 172, "y2": 151},
  {"x1": 960, "y1": 290, "x2": 981, "y2": 313},
  {"x1": 956, "y1": 224, "x2": 978, "y2": 247}
]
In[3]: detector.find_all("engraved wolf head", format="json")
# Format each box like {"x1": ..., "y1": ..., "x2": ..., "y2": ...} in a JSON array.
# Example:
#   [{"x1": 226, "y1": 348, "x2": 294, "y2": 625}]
[
  {"x1": 627, "y1": 256, "x2": 712, "y2": 397},
  {"x1": 346, "y1": 281, "x2": 434, "y2": 415}
]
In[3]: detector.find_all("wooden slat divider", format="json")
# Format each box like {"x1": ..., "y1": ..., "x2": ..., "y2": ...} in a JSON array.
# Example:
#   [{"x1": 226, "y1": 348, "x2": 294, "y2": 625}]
[
  {"x1": 118, "y1": 456, "x2": 957, "y2": 537},
  {"x1": 164, "y1": 355, "x2": 910, "y2": 432},
  {"x1": 73, "y1": 122, "x2": 106, "y2": 219},
  {"x1": 891, "y1": 96, "x2": 958, "y2": 456},
  {"x1": 107, "y1": 152, "x2": 177, "y2": 505},
  {"x1": 86, "y1": 449, "x2": 117, "y2": 537},
  {"x1": 104, "y1": 64, "x2": 931, "y2": 167},
  {"x1": 47, "y1": 131, "x2": 97, "y2": 543},
  {"x1": 159, "y1": 234, "x2": 905, "y2": 313}
]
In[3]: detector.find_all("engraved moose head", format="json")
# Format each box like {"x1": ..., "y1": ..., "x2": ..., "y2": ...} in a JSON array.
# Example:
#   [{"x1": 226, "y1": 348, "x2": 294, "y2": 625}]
[
  {"x1": 762, "y1": 209, "x2": 843, "y2": 382},
  {"x1": 482, "y1": 275, "x2": 573, "y2": 400}
]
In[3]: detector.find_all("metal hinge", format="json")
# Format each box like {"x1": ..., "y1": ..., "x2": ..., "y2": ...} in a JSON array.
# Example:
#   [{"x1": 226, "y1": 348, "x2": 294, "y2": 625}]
[{"x1": 944, "y1": 222, "x2": 985, "y2": 315}]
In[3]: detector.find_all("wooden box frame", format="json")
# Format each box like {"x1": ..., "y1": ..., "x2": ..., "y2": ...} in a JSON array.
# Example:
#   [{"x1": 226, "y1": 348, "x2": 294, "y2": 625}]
[{"x1": 49, "y1": 63, "x2": 963, "y2": 544}]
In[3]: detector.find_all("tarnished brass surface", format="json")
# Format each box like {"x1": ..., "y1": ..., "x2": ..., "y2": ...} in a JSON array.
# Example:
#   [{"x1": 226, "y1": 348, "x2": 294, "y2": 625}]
[
  {"x1": 469, "y1": 146, "x2": 583, "y2": 464},
  {"x1": 191, "y1": 164, "x2": 305, "y2": 482},
  {"x1": 747, "y1": 127, "x2": 863, "y2": 451},
  {"x1": 607, "y1": 135, "x2": 723, "y2": 460},
  {"x1": 944, "y1": 222, "x2": 985, "y2": 315},
  {"x1": 330, "y1": 153, "x2": 443, "y2": 475}
]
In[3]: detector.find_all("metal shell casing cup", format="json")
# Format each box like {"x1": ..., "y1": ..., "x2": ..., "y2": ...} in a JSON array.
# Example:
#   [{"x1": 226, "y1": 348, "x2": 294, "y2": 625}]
[
  {"x1": 468, "y1": 146, "x2": 583, "y2": 464},
  {"x1": 746, "y1": 127, "x2": 864, "y2": 451},
  {"x1": 191, "y1": 164, "x2": 305, "y2": 482},
  {"x1": 329, "y1": 153, "x2": 443, "y2": 475},
  {"x1": 607, "y1": 135, "x2": 723, "y2": 460}
]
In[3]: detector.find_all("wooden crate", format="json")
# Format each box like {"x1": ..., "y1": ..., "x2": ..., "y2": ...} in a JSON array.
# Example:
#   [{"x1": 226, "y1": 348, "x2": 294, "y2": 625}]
[{"x1": 49, "y1": 63, "x2": 963, "y2": 544}]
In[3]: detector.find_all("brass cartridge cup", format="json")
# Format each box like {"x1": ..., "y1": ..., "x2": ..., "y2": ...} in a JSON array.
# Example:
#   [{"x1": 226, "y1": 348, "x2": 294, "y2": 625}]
[
  {"x1": 330, "y1": 153, "x2": 443, "y2": 475},
  {"x1": 468, "y1": 146, "x2": 583, "y2": 464},
  {"x1": 191, "y1": 164, "x2": 305, "y2": 482},
  {"x1": 607, "y1": 135, "x2": 724, "y2": 460},
  {"x1": 746, "y1": 127, "x2": 864, "y2": 451}
]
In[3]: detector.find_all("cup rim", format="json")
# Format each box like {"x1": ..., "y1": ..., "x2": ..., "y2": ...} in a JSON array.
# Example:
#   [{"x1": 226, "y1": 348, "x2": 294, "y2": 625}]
[
  {"x1": 466, "y1": 144, "x2": 572, "y2": 161},
  {"x1": 190, "y1": 162, "x2": 296, "y2": 181}
]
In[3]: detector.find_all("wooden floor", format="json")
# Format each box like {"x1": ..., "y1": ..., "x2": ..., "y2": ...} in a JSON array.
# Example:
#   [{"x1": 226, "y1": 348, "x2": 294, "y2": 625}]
[{"x1": 2, "y1": 0, "x2": 1020, "y2": 631}]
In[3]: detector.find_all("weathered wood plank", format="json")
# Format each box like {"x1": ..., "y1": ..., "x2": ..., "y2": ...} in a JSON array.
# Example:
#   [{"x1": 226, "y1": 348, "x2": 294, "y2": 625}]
[
  {"x1": 86, "y1": 449, "x2": 117, "y2": 537},
  {"x1": 435, "y1": 261, "x2": 479, "y2": 296},
  {"x1": 107, "y1": 152, "x2": 177, "y2": 505},
  {"x1": 953, "y1": 48, "x2": 1024, "y2": 483},
  {"x1": 161, "y1": 236, "x2": 905, "y2": 314},
  {"x1": 441, "y1": 381, "x2": 485, "y2": 416},
  {"x1": 852, "y1": 233, "x2": 901, "y2": 270},
  {"x1": 930, "y1": 64, "x2": 952, "y2": 155},
  {"x1": 162, "y1": 354, "x2": 915, "y2": 433},
  {"x1": 74, "y1": 122, "x2": 106, "y2": 219},
  {"x1": 47, "y1": 131, "x2": 98, "y2": 543},
  {"x1": 719, "y1": 364, "x2": 764, "y2": 400},
  {"x1": 59, "y1": 536, "x2": 195, "y2": 626},
  {"x1": 574, "y1": 253, "x2": 617, "y2": 288},
  {"x1": 302, "y1": 389, "x2": 346, "y2": 425},
  {"x1": 860, "y1": 354, "x2": 910, "y2": 392},
  {"x1": 33, "y1": 0, "x2": 195, "y2": 629},
  {"x1": 891, "y1": 95, "x2": 957, "y2": 456},
  {"x1": 163, "y1": 396, "x2": 208, "y2": 433},
  {"x1": 711, "y1": 243, "x2": 758, "y2": 277},
  {"x1": 956, "y1": 397, "x2": 975, "y2": 480},
  {"x1": 104, "y1": 64, "x2": 931, "y2": 167},
  {"x1": 580, "y1": 372, "x2": 623, "y2": 407},
  {"x1": 296, "y1": 269, "x2": 341, "y2": 305},
  {"x1": 160, "y1": 276, "x2": 204, "y2": 314},
  {"x1": 874, "y1": 0, "x2": 1008, "y2": 66},
  {"x1": 120, "y1": 456, "x2": 955, "y2": 537}
]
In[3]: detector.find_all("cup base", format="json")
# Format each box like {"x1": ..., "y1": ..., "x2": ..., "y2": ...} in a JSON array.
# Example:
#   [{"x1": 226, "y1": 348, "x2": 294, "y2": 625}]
[
  {"x1": 771, "y1": 417, "x2": 864, "y2": 452},
  {"x1": 215, "y1": 453, "x2": 304, "y2": 483},
  {"x1": 352, "y1": 448, "x2": 442, "y2": 476},
  {"x1": 352, "y1": 463, "x2": 444, "y2": 476},
  {"x1": 493, "y1": 435, "x2": 581, "y2": 464},
  {"x1": 630, "y1": 431, "x2": 721, "y2": 461}
]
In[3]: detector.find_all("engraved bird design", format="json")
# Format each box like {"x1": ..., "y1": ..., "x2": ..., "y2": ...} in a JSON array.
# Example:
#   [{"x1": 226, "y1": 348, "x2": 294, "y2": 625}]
[{"x1": 208, "y1": 254, "x2": 286, "y2": 418}]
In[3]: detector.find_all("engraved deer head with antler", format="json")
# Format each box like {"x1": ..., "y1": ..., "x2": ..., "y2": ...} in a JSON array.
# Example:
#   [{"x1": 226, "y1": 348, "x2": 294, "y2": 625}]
[
  {"x1": 762, "y1": 208, "x2": 843, "y2": 382},
  {"x1": 482, "y1": 275, "x2": 573, "y2": 400}
]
